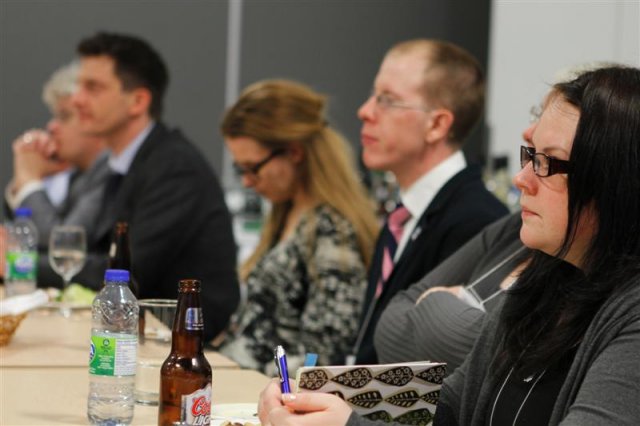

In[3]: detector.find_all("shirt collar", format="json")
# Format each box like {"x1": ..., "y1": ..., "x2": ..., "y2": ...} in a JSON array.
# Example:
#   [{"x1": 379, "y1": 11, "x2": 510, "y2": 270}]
[
  {"x1": 399, "y1": 150, "x2": 467, "y2": 219},
  {"x1": 108, "y1": 122, "x2": 155, "y2": 174}
]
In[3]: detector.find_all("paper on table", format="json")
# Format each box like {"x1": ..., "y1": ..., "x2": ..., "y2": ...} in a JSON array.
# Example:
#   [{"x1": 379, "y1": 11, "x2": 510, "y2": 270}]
[
  {"x1": 0, "y1": 289, "x2": 49, "y2": 315},
  {"x1": 211, "y1": 403, "x2": 260, "y2": 425}
]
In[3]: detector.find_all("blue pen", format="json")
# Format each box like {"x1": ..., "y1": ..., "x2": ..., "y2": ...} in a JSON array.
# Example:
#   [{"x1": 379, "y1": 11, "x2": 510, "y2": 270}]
[{"x1": 274, "y1": 345, "x2": 291, "y2": 394}]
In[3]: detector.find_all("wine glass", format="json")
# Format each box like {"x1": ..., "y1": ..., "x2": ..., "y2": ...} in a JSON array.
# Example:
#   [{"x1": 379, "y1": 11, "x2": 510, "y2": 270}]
[{"x1": 48, "y1": 225, "x2": 87, "y2": 316}]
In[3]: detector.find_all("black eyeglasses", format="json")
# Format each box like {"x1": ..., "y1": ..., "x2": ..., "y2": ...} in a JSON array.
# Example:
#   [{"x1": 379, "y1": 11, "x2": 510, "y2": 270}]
[
  {"x1": 520, "y1": 146, "x2": 570, "y2": 177},
  {"x1": 233, "y1": 148, "x2": 285, "y2": 177}
]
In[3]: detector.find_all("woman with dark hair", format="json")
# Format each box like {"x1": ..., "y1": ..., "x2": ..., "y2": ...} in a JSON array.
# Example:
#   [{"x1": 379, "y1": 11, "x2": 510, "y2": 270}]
[{"x1": 257, "y1": 66, "x2": 640, "y2": 425}]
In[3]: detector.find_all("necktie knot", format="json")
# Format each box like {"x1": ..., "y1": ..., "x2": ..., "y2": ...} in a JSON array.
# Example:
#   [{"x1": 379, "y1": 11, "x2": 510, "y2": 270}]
[
  {"x1": 387, "y1": 205, "x2": 411, "y2": 243},
  {"x1": 106, "y1": 171, "x2": 124, "y2": 196},
  {"x1": 97, "y1": 171, "x2": 124, "y2": 228}
]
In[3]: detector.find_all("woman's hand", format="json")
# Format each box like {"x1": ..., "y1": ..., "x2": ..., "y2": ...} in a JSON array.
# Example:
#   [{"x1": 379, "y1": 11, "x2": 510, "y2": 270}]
[
  {"x1": 270, "y1": 392, "x2": 352, "y2": 426},
  {"x1": 257, "y1": 378, "x2": 352, "y2": 426},
  {"x1": 258, "y1": 378, "x2": 294, "y2": 426}
]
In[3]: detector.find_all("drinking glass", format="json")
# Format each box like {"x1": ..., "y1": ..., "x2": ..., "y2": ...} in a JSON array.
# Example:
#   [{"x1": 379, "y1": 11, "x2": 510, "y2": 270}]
[
  {"x1": 135, "y1": 299, "x2": 177, "y2": 405},
  {"x1": 48, "y1": 225, "x2": 87, "y2": 316}
]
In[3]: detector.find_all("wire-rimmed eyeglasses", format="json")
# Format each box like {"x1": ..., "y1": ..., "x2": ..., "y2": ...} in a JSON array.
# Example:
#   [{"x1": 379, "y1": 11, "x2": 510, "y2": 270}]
[
  {"x1": 233, "y1": 148, "x2": 286, "y2": 177},
  {"x1": 369, "y1": 91, "x2": 430, "y2": 113},
  {"x1": 520, "y1": 146, "x2": 570, "y2": 177}
]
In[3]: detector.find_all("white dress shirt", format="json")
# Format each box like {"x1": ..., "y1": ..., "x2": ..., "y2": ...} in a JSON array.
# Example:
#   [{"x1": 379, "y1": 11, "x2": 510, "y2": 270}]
[
  {"x1": 5, "y1": 169, "x2": 73, "y2": 210},
  {"x1": 108, "y1": 122, "x2": 155, "y2": 175},
  {"x1": 394, "y1": 150, "x2": 467, "y2": 260}
]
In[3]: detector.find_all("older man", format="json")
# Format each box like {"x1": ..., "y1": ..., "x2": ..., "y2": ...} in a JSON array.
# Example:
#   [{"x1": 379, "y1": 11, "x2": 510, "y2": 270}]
[
  {"x1": 353, "y1": 39, "x2": 508, "y2": 364},
  {"x1": 4, "y1": 62, "x2": 109, "y2": 288}
]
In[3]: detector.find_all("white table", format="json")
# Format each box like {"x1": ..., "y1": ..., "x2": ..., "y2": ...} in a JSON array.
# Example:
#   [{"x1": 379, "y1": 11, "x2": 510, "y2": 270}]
[
  {"x1": 0, "y1": 310, "x2": 239, "y2": 369},
  {"x1": 0, "y1": 367, "x2": 269, "y2": 425}
]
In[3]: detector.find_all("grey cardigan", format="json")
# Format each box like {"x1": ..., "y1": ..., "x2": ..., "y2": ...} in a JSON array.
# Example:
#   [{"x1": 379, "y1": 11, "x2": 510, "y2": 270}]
[
  {"x1": 374, "y1": 213, "x2": 525, "y2": 373},
  {"x1": 347, "y1": 275, "x2": 640, "y2": 426}
]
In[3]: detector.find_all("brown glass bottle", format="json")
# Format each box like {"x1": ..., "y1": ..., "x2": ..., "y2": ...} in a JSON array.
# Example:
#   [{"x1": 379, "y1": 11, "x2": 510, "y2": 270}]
[
  {"x1": 158, "y1": 279, "x2": 212, "y2": 426},
  {"x1": 108, "y1": 222, "x2": 139, "y2": 296}
]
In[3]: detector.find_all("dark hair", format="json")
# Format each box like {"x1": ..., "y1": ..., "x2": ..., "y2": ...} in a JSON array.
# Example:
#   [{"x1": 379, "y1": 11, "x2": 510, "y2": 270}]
[
  {"x1": 77, "y1": 32, "x2": 169, "y2": 119},
  {"x1": 495, "y1": 66, "x2": 640, "y2": 377},
  {"x1": 389, "y1": 39, "x2": 485, "y2": 144}
]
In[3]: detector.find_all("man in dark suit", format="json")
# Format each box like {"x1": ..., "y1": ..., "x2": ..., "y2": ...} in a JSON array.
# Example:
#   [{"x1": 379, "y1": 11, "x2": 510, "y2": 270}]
[
  {"x1": 72, "y1": 32, "x2": 239, "y2": 340},
  {"x1": 354, "y1": 39, "x2": 508, "y2": 364}
]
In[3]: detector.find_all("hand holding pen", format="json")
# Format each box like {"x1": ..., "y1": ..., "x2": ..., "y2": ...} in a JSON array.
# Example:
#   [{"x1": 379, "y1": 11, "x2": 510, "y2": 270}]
[
  {"x1": 274, "y1": 345, "x2": 291, "y2": 394},
  {"x1": 261, "y1": 348, "x2": 351, "y2": 425}
]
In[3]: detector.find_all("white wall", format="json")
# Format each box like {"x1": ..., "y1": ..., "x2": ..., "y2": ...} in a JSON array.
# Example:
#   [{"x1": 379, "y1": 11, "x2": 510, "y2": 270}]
[{"x1": 487, "y1": 0, "x2": 640, "y2": 177}]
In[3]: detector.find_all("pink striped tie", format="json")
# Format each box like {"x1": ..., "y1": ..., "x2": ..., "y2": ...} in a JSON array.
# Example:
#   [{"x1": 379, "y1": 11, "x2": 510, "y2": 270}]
[{"x1": 376, "y1": 205, "x2": 411, "y2": 298}]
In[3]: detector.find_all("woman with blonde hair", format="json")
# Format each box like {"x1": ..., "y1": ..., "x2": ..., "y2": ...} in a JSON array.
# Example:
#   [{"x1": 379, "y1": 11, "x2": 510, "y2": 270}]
[{"x1": 218, "y1": 79, "x2": 379, "y2": 373}]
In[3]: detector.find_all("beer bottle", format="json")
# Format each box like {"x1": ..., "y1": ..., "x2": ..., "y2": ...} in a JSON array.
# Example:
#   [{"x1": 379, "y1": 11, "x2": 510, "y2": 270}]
[
  {"x1": 159, "y1": 279, "x2": 212, "y2": 426},
  {"x1": 108, "y1": 222, "x2": 139, "y2": 296}
]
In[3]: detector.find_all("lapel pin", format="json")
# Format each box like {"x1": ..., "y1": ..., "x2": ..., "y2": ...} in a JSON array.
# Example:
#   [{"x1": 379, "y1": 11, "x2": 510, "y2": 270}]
[{"x1": 411, "y1": 226, "x2": 422, "y2": 241}]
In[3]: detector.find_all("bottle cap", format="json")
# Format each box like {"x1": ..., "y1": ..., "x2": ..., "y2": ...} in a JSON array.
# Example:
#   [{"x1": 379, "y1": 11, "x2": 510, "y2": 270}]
[
  {"x1": 14, "y1": 207, "x2": 33, "y2": 218},
  {"x1": 104, "y1": 269, "x2": 130, "y2": 283},
  {"x1": 178, "y1": 279, "x2": 201, "y2": 292}
]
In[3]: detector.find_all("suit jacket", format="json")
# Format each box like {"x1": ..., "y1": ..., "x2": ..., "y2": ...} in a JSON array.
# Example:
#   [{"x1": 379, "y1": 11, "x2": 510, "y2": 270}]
[
  {"x1": 355, "y1": 165, "x2": 508, "y2": 364},
  {"x1": 4, "y1": 153, "x2": 111, "y2": 288},
  {"x1": 82, "y1": 123, "x2": 239, "y2": 340}
]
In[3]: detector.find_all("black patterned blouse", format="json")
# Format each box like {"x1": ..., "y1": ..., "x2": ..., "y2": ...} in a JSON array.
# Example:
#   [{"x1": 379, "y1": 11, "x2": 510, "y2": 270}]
[{"x1": 219, "y1": 204, "x2": 368, "y2": 374}]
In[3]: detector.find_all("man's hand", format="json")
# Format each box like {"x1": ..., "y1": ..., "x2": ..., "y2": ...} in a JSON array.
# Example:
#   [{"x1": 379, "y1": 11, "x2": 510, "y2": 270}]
[{"x1": 12, "y1": 129, "x2": 69, "y2": 192}]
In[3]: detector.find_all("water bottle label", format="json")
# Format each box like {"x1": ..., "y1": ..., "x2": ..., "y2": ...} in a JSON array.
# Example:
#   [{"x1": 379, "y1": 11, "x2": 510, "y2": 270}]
[
  {"x1": 185, "y1": 307, "x2": 204, "y2": 330},
  {"x1": 89, "y1": 334, "x2": 138, "y2": 376},
  {"x1": 6, "y1": 251, "x2": 38, "y2": 280},
  {"x1": 181, "y1": 384, "x2": 211, "y2": 425}
]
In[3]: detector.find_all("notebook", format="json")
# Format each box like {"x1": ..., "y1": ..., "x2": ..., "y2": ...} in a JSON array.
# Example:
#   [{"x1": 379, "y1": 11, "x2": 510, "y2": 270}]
[{"x1": 295, "y1": 361, "x2": 446, "y2": 425}]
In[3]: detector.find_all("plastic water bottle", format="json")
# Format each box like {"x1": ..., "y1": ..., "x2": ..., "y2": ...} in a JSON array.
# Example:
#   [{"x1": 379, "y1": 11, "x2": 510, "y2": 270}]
[
  {"x1": 88, "y1": 269, "x2": 139, "y2": 425},
  {"x1": 5, "y1": 207, "x2": 39, "y2": 297}
]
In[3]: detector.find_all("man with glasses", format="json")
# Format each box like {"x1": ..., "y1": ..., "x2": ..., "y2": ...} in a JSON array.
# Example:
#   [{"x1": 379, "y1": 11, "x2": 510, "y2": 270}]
[
  {"x1": 72, "y1": 32, "x2": 239, "y2": 340},
  {"x1": 353, "y1": 39, "x2": 508, "y2": 364}
]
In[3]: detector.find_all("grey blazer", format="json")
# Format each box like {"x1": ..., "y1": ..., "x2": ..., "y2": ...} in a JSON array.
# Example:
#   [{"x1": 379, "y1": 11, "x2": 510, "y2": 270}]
[
  {"x1": 6, "y1": 152, "x2": 110, "y2": 288},
  {"x1": 21, "y1": 152, "x2": 110, "y2": 247}
]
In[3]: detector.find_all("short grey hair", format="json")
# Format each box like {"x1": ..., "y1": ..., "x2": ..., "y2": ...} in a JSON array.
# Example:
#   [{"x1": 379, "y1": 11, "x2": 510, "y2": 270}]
[{"x1": 42, "y1": 61, "x2": 79, "y2": 112}]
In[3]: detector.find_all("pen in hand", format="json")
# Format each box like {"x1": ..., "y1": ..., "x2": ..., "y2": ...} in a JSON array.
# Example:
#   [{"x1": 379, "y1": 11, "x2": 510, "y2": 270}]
[{"x1": 274, "y1": 345, "x2": 291, "y2": 394}]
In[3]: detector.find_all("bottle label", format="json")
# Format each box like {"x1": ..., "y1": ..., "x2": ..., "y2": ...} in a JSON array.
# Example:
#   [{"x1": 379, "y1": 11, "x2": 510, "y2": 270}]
[
  {"x1": 185, "y1": 307, "x2": 204, "y2": 331},
  {"x1": 181, "y1": 384, "x2": 211, "y2": 425},
  {"x1": 6, "y1": 251, "x2": 37, "y2": 280},
  {"x1": 89, "y1": 333, "x2": 138, "y2": 376}
]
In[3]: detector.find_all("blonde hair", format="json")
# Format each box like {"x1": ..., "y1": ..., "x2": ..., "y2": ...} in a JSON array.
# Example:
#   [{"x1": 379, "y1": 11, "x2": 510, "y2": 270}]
[
  {"x1": 221, "y1": 79, "x2": 379, "y2": 280},
  {"x1": 388, "y1": 39, "x2": 485, "y2": 145}
]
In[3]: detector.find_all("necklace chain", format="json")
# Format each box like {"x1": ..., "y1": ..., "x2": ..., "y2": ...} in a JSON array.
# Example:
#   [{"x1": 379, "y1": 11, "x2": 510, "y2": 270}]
[{"x1": 489, "y1": 367, "x2": 547, "y2": 426}]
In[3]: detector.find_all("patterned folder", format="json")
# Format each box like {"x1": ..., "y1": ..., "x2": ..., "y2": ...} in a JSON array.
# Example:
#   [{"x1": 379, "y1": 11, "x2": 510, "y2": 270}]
[{"x1": 295, "y1": 361, "x2": 446, "y2": 425}]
